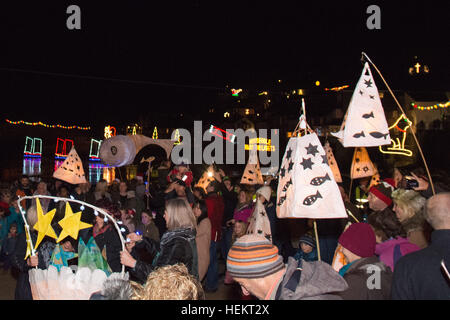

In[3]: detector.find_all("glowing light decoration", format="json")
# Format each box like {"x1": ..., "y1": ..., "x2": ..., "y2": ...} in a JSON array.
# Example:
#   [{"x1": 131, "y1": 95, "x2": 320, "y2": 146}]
[
  {"x1": 6, "y1": 119, "x2": 90, "y2": 130},
  {"x1": 231, "y1": 88, "x2": 242, "y2": 96},
  {"x1": 24, "y1": 137, "x2": 43, "y2": 157},
  {"x1": 379, "y1": 115, "x2": 413, "y2": 157},
  {"x1": 208, "y1": 125, "x2": 236, "y2": 143},
  {"x1": 89, "y1": 139, "x2": 102, "y2": 161},
  {"x1": 23, "y1": 157, "x2": 42, "y2": 177},
  {"x1": 411, "y1": 101, "x2": 450, "y2": 110},
  {"x1": 127, "y1": 124, "x2": 142, "y2": 135},
  {"x1": 152, "y1": 127, "x2": 158, "y2": 139},
  {"x1": 173, "y1": 129, "x2": 182, "y2": 145},
  {"x1": 104, "y1": 126, "x2": 116, "y2": 139},
  {"x1": 325, "y1": 85, "x2": 349, "y2": 92},
  {"x1": 245, "y1": 137, "x2": 276, "y2": 152},
  {"x1": 55, "y1": 138, "x2": 74, "y2": 159}
]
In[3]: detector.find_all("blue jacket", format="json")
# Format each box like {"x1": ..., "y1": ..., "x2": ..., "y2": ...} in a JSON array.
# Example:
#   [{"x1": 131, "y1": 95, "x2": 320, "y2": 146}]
[{"x1": 294, "y1": 247, "x2": 318, "y2": 262}]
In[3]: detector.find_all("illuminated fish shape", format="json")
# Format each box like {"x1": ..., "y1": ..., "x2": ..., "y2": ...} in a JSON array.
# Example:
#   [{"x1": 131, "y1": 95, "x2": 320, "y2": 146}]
[
  {"x1": 362, "y1": 111, "x2": 374, "y2": 119},
  {"x1": 303, "y1": 191, "x2": 322, "y2": 206},
  {"x1": 310, "y1": 173, "x2": 331, "y2": 186},
  {"x1": 369, "y1": 131, "x2": 389, "y2": 139},
  {"x1": 353, "y1": 131, "x2": 365, "y2": 138}
]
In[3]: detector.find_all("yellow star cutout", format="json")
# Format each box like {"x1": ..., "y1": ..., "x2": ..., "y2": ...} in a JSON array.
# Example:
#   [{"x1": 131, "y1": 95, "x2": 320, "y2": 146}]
[
  {"x1": 33, "y1": 198, "x2": 57, "y2": 250},
  {"x1": 57, "y1": 202, "x2": 92, "y2": 243}
]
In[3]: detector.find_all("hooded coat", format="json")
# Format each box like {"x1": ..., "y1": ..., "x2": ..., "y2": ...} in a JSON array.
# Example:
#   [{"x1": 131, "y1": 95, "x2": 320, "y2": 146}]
[
  {"x1": 337, "y1": 256, "x2": 393, "y2": 300},
  {"x1": 273, "y1": 257, "x2": 348, "y2": 300}
]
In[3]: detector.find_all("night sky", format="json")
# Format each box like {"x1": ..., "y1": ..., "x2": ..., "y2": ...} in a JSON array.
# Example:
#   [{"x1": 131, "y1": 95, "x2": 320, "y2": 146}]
[{"x1": 1, "y1": 1, "x2": 448, "y2": 126}]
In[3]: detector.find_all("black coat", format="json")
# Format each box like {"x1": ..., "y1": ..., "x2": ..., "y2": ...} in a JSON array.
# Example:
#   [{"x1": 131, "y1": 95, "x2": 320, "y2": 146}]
[
  {"x1": 130, "y1": 227, "x2": 198, "y2": 283},
  {"x1": 391, "y1": 229, "x2": 450, "y2": 300},
  {"x1": 219, "y1": 183, "x2": 237, "y2": 225},
  {"x1": 11, "y1": 231, "x2": 55, "y2": 300}
]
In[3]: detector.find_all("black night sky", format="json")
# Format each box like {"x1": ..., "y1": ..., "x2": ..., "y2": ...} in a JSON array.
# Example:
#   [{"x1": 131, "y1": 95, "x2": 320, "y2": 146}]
[{"x1": 0, "y1": 1, "x2": 448, "y2": 126}]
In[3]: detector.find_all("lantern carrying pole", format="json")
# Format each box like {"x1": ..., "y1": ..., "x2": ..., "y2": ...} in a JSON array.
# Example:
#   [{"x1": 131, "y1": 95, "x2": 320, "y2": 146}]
[{"x1": 313, "y1": 220, "x2": 321, "y2": 261}]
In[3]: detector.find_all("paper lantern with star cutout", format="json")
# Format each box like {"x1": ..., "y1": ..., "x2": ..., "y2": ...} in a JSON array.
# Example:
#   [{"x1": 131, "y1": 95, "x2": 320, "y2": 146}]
[
  {"x1": 276, "y1": 132, "x2": 347, "y2": 219},
  {"x1": 246, "y1": 199, "x2": 272, "y2": 242},
  {"x1": 331, "y1": 62, "x2": 390, "y2": 147},
  {"x1": 195, "y1": 165, "x2": 216, "y2": 193},
  {"x1": 53, "y1": 146, "x2": 87, "y2": 184},
  {"x1": 240, "y1": 148, "x2": 264, "y2": 185},
  {"x1": 350, "y1": 147, "x2": 376, "y2": 179},
  {"x1": 323, "y1": 141, "x2": 342, "y2": 183}
]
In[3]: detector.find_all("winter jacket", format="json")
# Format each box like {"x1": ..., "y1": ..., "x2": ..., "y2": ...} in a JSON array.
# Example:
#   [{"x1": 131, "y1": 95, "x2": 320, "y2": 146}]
[
  {"x1": 130, "y1": 227, "x2": 198, "y2": 283},
  {"x1": 337, "y1": 256, "x2": 393, "y2": 300},
  {"x1": 272, "y1": 257, "x2": 348, "y2": 300},
  {"x1": 294, "y1": 248, "x2": 318, "y2": 263},
  {"x1": 196, "y1": 217, "x2": 211, "y2": 281},
  {"x1": 391, "y1": 229, "x2": 450, "y2": 300},
  {"x1": 135, "y1": 221, "x2": 159, "y2": 242},
  {"x1": 205, "y1": 193, "x2": 224, "y2": 242},
  {"x1": 375, "y1": 237, "x2": 420, "y2": 272},
  {"x1": 232, "y1": 203, "x2": 253, "y2": 223},
  {"x1": 219, "y1": 183, "x2": 238, "y2": 225},
  {"x1": 12, "y1": 231, "x2": 56, "y2": 300}
]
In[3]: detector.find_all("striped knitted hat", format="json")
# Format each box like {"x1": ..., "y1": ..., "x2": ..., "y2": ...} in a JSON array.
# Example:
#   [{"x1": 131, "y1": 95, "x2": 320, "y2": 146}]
[{"x1": 227, "y1": 234, "x2": 285, "y2": 279}]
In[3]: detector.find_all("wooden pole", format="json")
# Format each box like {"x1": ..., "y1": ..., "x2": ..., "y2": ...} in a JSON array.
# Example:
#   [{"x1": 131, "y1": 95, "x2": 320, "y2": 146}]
[
  {"x1": 361, "y1": 52, "x2": 435, "y2": 196},
  {"x1": 313, "y1": 220, "x2": 321, "y2": 261}
]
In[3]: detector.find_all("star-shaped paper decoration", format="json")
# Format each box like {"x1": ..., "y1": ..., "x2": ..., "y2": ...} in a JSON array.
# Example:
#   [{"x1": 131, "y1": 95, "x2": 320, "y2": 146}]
[
  {"x1": 364, "y1": 79, "x2": 373, "y2": 88},
  {"x1": 287, "y1": 160, "x2": 294, "y2": 172},
  {"x1": 57, "y1": 202, "x2": 93, "y2": 243},
  {"x1": 321, "y1": 154, "x2": 328, "y2": 165},
  {"x1": 286, "y1": 148, "x2": 293, "y2": 159},
  {"x1": 300, "y1": 157, "x2": 314, "y2": 170},
  {"x1": 305, "y1": 143, "x2": 319, "y2": 157},
  {"x1": 33, "y1": 198, "x2": 57, "y2": 250}
]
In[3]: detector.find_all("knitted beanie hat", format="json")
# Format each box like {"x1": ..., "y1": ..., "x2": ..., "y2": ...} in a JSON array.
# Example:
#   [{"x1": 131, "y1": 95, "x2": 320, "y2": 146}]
[
  {"x1": 299, "y1": 233, "x2": 316, "y2": 248},
  {"x1": 338, "y1": 223, "x2": 376, "y2": 258},
  {"x1": 369, "y1": 181, "x2": 394, "y2": 207},
  {"x1": 227, "y1": 234, "x2": 285, "y2": 279}
]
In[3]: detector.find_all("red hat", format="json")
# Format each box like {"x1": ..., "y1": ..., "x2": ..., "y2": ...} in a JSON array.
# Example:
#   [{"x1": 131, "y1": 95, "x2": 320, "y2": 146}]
[
  {"x1": 369, "y1": 181, "x2": 394, "y2": 207},
  {"x1": 338, "y1": 223, "x2": 376, "y2": 258}
]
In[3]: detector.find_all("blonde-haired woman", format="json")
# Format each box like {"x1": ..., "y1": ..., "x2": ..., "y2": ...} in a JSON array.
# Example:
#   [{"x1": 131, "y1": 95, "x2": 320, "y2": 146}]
[
  {"x1": 132, "y1": 263, "x2": 205, "y2": 300},
  {"x1": 120, "y1": 198, "x2": 198, "y2": 283},
  {"x1": 392, "y1": 189, "x2": 430, "y2": 249}
]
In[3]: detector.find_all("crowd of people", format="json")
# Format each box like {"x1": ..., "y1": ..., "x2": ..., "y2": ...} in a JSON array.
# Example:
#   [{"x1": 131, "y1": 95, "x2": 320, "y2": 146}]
[{"x1": 0, "y1": 160, "x2": 449, "y2": 300}]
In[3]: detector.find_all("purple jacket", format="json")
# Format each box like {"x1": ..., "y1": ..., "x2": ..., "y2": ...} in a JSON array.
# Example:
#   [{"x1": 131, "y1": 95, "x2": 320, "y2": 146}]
[
  {"x1": 233, "y1": 203, "x2": 253, "y2": 223},
  {"x1": 375, "y1": 237, "x2": 420, "y2": 271}
]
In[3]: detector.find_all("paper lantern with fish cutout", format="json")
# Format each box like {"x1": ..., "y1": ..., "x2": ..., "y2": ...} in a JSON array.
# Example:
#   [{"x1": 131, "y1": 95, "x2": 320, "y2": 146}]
[
  {"x1": 53, "y1": 146, "x2": 87, "y2": 184},
  {"x1": 324, "y1": 141, "x2": 342, "y2": 183},
  {"x1": 331, "y1": 62, "x2": 390, "y2": 147},
  {"x1": 240, "y1": 148, "x2": 264, "y2": 185},
  {"x1": 276, "y1": 132, "x2": 347, "y2": 219},
  {"x1": 350, "y1": 147, "x2": 376, "y2": 179}
]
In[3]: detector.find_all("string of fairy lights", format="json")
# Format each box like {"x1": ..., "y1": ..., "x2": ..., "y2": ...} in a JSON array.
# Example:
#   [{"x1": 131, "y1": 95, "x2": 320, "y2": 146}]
[
  {"x1": 5, "y1": 119, "x2": 90, "y2": 130},
  {"x1": 411, "y1": 101, "x2": 450, "y2": 111}
]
